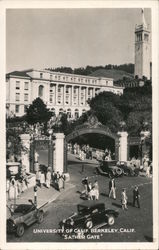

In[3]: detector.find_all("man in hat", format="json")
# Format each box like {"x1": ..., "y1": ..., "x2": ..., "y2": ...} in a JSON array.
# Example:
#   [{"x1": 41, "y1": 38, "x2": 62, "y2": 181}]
[{"x1": 133, "y1": 186, "x2": 140, "y2": 208}]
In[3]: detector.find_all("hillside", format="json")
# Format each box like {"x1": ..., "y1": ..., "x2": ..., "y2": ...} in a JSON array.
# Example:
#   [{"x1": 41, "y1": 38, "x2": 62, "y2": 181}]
[{"x1": 90, "y1": 69, "x2": 134, "y2": 81}]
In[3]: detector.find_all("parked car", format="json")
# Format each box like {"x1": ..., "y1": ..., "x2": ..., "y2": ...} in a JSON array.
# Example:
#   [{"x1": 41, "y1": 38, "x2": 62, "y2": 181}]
[
  {"x1": 59, "y1": 201, "x2": 119, "y2": 234},
  {"x1": 118, "y1": 161, "x2": 140, "y2": 176},
  {"x1": 7, "y1": 199, "x2": 44, "y2": 237},
  {"x1": 96, "y1": 160, "x2": 124, "y2": 177}
]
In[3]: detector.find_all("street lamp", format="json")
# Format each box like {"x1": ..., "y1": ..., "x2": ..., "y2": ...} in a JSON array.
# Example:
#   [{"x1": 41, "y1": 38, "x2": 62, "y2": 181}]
[{"x1": 48, "y1": 129, "x2": 54, "y2": 172}]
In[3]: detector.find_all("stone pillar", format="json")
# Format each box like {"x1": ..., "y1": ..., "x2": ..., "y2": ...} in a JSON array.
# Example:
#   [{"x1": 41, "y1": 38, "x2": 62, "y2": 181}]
[
  {"x1": 79, "y1": 86, "x2": 81, "y2": 106},
  {"x1": 71, "y1": 85, "x2": 74, "y2": 105},
  {"x1": 55, "y1": 83, "x2": 59, "y2": 105},
  {"x1": 54, "y1": 133, "x2": 65, "y2": 173},
  {"x1": 20, "y1": 134, "x2": 31, "y2": 173},
  {"x1": 63, "y1": 84, "x2": 66, "y2": 105},
  {"x1": 117, "y1": 131, "x2": 128, "y2": 162},
  {"x1": 93, "y1": 88, "x2": 95, "y2": 97}
]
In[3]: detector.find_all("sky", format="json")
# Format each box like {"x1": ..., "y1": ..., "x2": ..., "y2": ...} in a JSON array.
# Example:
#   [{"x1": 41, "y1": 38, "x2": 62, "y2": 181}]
[{"x1": 6, "y1": 8, "x2": 151, "y2": 73}]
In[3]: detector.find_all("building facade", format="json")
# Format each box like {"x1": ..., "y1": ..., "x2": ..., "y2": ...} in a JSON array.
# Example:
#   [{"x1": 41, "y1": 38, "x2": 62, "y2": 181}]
[
  {"x1": 6, "y1": 69, "x2": 123, "y2": 119},
  {"x1": 134, "y1": 9, "x2": 151, "y2": 80}
]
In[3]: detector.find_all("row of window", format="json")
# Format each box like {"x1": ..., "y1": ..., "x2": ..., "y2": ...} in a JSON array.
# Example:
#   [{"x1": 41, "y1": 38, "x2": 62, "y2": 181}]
[
  {"x1": 15, "y1": 105, "x2": 28, "y2": 113},
  {"x1": 40, "y1": 72, "x2": 110, "y2": 85},
  {"x1": 16, "y1": 81, "x2": 29, "y2": 90},
  {"x1": 49, "y1": 94, "x2": 86, "y2": 105},
  {"x1": 50, "y1": 85, "x2": 96, "y2": 95},
  {"x1": 16, "y1": 93, "x2": 29, "y2": 102}
]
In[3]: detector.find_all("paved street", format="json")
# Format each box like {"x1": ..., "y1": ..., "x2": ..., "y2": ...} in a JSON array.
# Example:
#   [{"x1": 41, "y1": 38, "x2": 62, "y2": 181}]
[{"x1": 7, "y1": 153, "x2": 152, "y2": 243}]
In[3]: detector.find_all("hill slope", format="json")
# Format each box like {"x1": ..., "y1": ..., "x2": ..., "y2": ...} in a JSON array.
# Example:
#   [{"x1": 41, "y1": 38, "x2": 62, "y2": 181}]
[{"x1": 90, "y1": 69, "x2": 134, "y2": 81}]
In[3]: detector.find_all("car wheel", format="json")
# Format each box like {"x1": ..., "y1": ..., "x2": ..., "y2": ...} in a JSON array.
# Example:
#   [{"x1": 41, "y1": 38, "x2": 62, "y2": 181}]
[
  {"x1": 107, "y1": 215, "x2": 115, "y2": 226},
  {"x1": 16, "y1": 223, "x2": 25, "y2": 237},
  {"x1": 37, "y1": 211, "x2": 44, "y2": 224},
  {"x1": 116, "y1": 168, "x2": 123, "y2": 176},
  {"x1": 85, "y1": 220, "x2": 93, "y2": 229}
]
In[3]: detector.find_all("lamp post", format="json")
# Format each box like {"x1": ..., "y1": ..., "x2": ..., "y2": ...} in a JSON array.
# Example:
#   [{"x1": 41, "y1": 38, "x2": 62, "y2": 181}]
[{"x1": 48, "y1": 129, "x2": 53, "y2": 172}]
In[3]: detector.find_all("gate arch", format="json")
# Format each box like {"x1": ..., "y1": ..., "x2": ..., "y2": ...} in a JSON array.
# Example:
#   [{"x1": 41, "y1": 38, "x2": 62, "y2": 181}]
[{"x1": 64, "y1": 115, "x2": 120, "y2": 171}]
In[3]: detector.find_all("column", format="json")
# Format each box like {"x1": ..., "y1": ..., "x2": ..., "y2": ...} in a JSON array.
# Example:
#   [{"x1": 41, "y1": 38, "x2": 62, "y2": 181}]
[
  {"x1": 71, "y1": 85, "x2": 74, "y2": 105},
  {"x1": 79, "y1": 86, "x2": 81, "y2": 106},
  {"x1": 117, "y1": 131, "x2": 128, "y2": 161},
  {"x1": 53, "y1": 133, "x2": 65, "y2": 173},
  {"x1": 20, "y1": 134, "x2": 31, "y2": 173},
  {"x1": 63, "y1": 84, "x2": 66, "y2": 105},
  {"x1": 55, "y1": 84, "x2": 59, "y2": 105},
  {"x1": 86, "y1": 87, "x2": 88, "y2": 104},
  {"x1": 93, "y1": 88, "x2": 95, "y2": 97}
]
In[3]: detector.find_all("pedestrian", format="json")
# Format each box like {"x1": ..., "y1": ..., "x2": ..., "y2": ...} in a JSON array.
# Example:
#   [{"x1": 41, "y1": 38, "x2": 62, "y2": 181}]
[
  {"x1": 40, "y1": 171, "x2": 45, "y2": 188},
  {"x1": 146, "y1": 165, "x2": 151, "y2": 177},
  {"x1": 89, "y1": 186, "x2": 96, "y2": 200},
  {"x1": 46, "y1": 170, "x2": 51, "y2": 188},
  {"x1": 61, "y1": 172, "x2": 66, "y2": 189},
  {"x1": 133, "y1": 186, "x2": 140, "y2": 208},
  {"x1": 81, "y1": 177, "x2": 89, "y2": 195},
  {"x1": 93, "y1": 180, "x2": 99, "y2": 200},
  {"x1": 109, "y1": 177, "x2": 116, "y2": 200},
  {"x1": 121, "y1": 188, "x2": 128, "y2": 210}
]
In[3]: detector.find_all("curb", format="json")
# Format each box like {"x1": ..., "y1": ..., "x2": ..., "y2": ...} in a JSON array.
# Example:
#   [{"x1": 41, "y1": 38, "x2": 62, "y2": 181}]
[{"x1": 38, "y1": 183, "x2": 75, "y2": 210}]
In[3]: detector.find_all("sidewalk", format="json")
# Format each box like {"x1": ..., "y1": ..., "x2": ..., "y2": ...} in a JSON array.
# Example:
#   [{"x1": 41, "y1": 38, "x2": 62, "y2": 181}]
[{"x1": 7, "y1": 182, "x2": 75, "y2": 218}]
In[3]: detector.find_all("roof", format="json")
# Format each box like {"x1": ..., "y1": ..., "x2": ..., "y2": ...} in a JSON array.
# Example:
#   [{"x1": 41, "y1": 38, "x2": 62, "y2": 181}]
[{"x1": 6, "y1": 71, "x2": 31, "y2": 78}]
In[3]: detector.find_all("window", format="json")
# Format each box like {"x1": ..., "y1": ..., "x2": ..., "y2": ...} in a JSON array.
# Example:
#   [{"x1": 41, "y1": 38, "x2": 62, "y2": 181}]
[
  {"x1": 66, "y1": 86, "x2": 69, "y2": 93},
  {"x1": 50, "y1": 95, "x2": 53, "y2": 103},
  {"x1": 58, "y1": 86, "x2": 61, "y2": 92},
  {"x1": 24, "y1": 82, "x2": 29, "y2": 90},
  {"x1": 88, "y1": 88, "x2": 91, "y2": 95},
  {"x1": 16, "y1": 93, "x2": 20, "y2": 101},
  {"x1": 63, "y1": 76, "x2": 65, "y2": 80},
  {"x1": 24, "y1": 105, "x2": 28, "y2": 113},
  {"x1": 24, "y1": 93, "x2": 28, "y2": 101},
  {"x1": 15, "y1": 105, "x2": 19, "y2": 113},
  {"x1": 58, "y1": 76, "x2": 60, "y2": 80},
  {"x1": 16, "y1": 81, "x2": 20, "y2": 90},
  {"x1": 38, "y1": 85, "x2": 44, "y2": 97},
  {"x1": 50, "y1": 74, "x2": 53, "y2": 80},
  {"x1": 40, "y1": 73, "x2": 43, "y2": 78}
]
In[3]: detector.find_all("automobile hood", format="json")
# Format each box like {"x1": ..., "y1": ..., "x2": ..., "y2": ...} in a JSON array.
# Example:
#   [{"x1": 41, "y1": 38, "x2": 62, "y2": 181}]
[{"x1": 9, "y1": 212, "x2": 23, "y2": 220}]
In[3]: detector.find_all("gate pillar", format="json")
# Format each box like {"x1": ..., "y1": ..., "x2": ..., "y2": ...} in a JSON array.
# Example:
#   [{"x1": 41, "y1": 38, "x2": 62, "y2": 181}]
[
  {"x1": 117, "y1": 131, "x2": 128, "y2": 162},
  {"x1": 20, "y1": 134, "x2": 30, "y2": 173},
  {"x1": 54, "y1": 133, "x2": 65, "y2": 173}
]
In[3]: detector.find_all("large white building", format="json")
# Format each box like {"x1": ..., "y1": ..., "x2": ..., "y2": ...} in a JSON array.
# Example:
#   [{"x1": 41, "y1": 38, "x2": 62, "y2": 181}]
[{"x1": 6, "y1": 69, "x2": 123, "y2": 119}]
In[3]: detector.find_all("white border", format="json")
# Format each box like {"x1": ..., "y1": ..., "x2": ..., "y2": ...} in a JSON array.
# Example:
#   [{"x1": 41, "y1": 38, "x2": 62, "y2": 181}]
[{"x1": 0, "y1": 1, "x2": 158, "y2": 250}]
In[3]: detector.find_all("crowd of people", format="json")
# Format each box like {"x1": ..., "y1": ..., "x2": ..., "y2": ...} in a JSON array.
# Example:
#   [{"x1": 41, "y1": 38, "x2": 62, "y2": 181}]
[
  {"x1": 67, "y1": 142, "x2": 114, "y2": 162},
  {"x1": 80, "y1": 176, "x2": 141, "y2": 211},
  {"x1": 6, "y1": 170, "x2": 29, "y2": 201}
]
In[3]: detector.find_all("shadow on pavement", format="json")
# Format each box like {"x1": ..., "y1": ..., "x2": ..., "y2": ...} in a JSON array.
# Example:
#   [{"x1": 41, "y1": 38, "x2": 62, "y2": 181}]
[
  {"x1": 112, "y1": 202, "x2": 122, "y2": 208},
  {"x1": 100, "y1": 192, "x2": 109, "y2": 197}
]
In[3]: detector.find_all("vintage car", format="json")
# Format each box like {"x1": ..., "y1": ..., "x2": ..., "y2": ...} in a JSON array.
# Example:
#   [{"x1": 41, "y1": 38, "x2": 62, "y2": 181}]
[
  {"x1": 7, "y1": 199, "x2": 44, "y2": 237},
  {"x1": 118, "y1": 161, "x2": 140, "y2": 176},
  {"x1": 96, "y1": 160, "x2": 124, "y2": 177},
  {"x1": 59, "y1": 201, "x2": 119, "y2": 233}
]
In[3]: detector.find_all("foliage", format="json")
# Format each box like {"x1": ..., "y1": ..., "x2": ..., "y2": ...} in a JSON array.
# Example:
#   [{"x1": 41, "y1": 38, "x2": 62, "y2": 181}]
[
  {"x1": 25, "y1": 98, "x2": 52, "y2": 125},
  {"x1": 88, "y1": 85, "x2": 152, "y2": 135},
  {"x1": 46, "y1": 63, "x2": 134, "y2": 76},
  {"x1": 6, "y1": 129, "x2": 24, "y2": 160}
]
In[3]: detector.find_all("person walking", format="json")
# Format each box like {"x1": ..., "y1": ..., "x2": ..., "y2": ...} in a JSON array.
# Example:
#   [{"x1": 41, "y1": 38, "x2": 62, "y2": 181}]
[
  {"x1": 133, "y1": 186, "x2": 140, "y2": 208},
  {"x1": 109, "y1": 178, "x2": 116, "y2": 200},
  {"x1": 46, "y1": 170, "x2": 51, "y2": 188},
  {"x1": 93, "y1": 180, "x2": 99, "y2": 200},
  {"x1": 40, "y1": 171, "x2": 45, "y2": 188},
  {"x1": 121, "y1": 188, "x2": 128, "y2": 210},
  {"x1": 81, "y1": 177, "x2": 89, "y2": 195}
]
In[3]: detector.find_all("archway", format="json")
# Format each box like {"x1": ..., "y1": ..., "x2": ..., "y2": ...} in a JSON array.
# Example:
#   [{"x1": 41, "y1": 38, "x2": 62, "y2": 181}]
[{"x1": 63, "y1": 115, "x2": 120, "y2": 172}]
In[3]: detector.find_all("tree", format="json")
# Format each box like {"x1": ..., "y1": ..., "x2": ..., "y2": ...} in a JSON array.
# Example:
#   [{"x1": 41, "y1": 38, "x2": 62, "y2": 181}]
[
  {"x1": 25, "y1": 98, "x2": 52, "y2": 125},
  {"x1": 89, "y1": 92, "x2": 123, "y2": 133}
]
